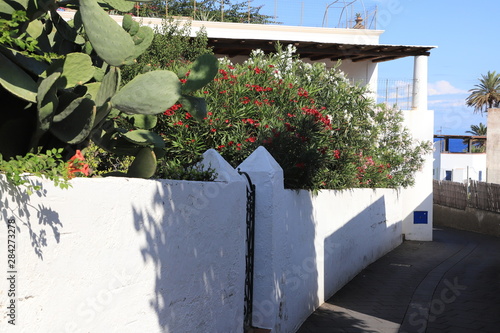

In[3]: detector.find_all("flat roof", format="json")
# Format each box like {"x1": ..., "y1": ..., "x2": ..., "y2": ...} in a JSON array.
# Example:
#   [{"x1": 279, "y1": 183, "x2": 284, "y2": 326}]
[
  {"x1": 209, "y1": 38, "x2": 435, "y2": 62},
  {"x1": 57, "y1": 10, "x2": 436, "y2": 63},
  {"x1": 434, "y1": 135, "x2": 487, "y2": 140}
]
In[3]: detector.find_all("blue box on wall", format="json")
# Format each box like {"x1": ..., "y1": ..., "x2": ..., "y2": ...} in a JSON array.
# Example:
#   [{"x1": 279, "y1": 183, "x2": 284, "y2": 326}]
[{"x1": 414, "y1": 211, "x2": 428, "y2": 224}]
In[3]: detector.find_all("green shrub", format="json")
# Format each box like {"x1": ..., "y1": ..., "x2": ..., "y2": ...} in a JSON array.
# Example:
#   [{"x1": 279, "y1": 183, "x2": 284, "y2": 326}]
[{"x1": 154, "y1": 45, "x2": 431, "y2": 189}]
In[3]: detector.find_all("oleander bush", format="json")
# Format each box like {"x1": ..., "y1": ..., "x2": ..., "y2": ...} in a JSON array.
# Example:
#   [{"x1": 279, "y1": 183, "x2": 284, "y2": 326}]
[{"x1": 153, "y1": 45, "x2": 432, "y2": 189}]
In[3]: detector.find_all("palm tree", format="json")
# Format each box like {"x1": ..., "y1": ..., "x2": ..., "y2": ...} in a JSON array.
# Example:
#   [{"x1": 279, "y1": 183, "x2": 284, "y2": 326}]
[
  {"x1": 466, "y1": 71, "x2": 500, "y2": 114},
  {"x1": 464, "y1": 123, "x2": 487, "y2": 152}
]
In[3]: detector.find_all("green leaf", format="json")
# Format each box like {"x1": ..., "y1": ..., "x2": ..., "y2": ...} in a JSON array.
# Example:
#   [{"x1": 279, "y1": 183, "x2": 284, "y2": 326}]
[
  {"x1": 84, "y1": 82, "x2": 101, "y2": 100},
  {"x1": 79, "y1": 0, "x2": 135, "y2": 67},
  {"x1": 50, "y1": 97, "x2": 96, "y2": 144},
  {"x1": 37, "y1": 71, "x2": 62, "y2": 131},
  {"x1": 182, "y1": 54, "x2": 219, "y2": 93},
  {"x1": 129, "y1": 26, "x2": 154, "y2": 60},
  {"x1": 44, "y1": 53, "x2": 95, "y2": 88},
  {"x1": 0, "y1": 52, "x2": 37, "y2": 102},
  {"x1": 126, "y1": 114, "x2": 157, "y2": 129},
  {"x1": 49, "y1": 9, "x2": 85, "y2": 45},
  {"x1": 179, "y1": 95, "x2": 207, "y2": 121},
  {"x1": 122, "y1": 129, "x2": 165, "y2": 148},
  {"x1": 104, "y1": 0, "x2": 135, "y2": 12},
  {"x1": 127, "y1": 147, "x2": 156, "y2": 178},
  {"x1": 93, "y1": 102, "x2": 112, "y2": 127},
  {"x1": 0, "y1": 44, "x2": 49, "y2": 76},
  {"x1": 111, "y1": 70, "x2": 181, "y2": 115},
  {"x1": 96, "y1": 66, "x2": 121, "y2": 107}
]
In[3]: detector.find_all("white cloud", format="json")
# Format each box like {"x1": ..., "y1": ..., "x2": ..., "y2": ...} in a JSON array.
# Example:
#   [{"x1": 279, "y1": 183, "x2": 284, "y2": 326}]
[
  {"x1": 428, "y1": 98, "x2": 466, "y2": 108},
  {"x1": 428, "y1": 80, "x2": 467, "y2": 96}
]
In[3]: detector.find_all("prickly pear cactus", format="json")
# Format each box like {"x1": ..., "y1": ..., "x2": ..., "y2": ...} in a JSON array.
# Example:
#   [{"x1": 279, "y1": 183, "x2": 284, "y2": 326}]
[{"x1": 0, "y1": 0, "x2": 218, "y2": 178}]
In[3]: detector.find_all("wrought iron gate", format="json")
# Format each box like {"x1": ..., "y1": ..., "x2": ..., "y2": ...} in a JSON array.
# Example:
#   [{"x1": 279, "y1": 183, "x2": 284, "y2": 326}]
[{"x1": 238, "y1": 169, "x2": 256, "y2": 329}]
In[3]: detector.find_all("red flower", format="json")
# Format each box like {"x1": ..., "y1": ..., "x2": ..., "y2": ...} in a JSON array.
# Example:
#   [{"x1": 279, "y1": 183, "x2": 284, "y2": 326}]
[
  {"x1": 179, "y1": 79, "x2": 187, "y2": 84},
  {"x1": 253, "y1": 67, "x2": 265, "y2": 74},
  {"x1": 298, "y1": 87, "x2": 309, "y2": 97},
  {"x1": 67, "y1": 150, "x2": 89, "y2": 177},
  {"x1": 245, "y1": 137, "x2": 256, "y2": 143},
  {"x1": 211, "y1": 128, "x2": 217, "y2": 132},
  {"x1": 164, "y1": 103, "x2": 182, "y2": 115},
  {"x1": 70, "y1": 150, "x2": 84, "y2": 162},
  {"x1": 334, "y1": 150, "x2": 341, "y2": 159}
]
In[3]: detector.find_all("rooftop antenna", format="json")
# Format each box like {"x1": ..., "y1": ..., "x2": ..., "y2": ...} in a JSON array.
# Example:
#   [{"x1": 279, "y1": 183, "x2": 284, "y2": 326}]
[
  {"x1": 274, "y1": 0, "x2": 278, "y2": 22},
  {"x1": 300, "y1": 2, "x2": 304, "y2": 26},
  {"x1": 322, "y1": 0, "x2": 369, "y2": 28}
]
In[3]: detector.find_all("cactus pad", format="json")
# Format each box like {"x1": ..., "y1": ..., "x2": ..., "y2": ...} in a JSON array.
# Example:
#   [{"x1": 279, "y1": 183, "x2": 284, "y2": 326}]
[
  {"x1": 127, "y1": 147, "x2": 157, "y2": 178},
  {"x1": 122, "y1": 130, "x2": 165, "y2": 148},
  {"x1": 182, "y1": 54, "x2": 219, "y2": 94},
  {"x1": 50, "y1": 97, "x2": 96, "y2": 144},
  {"x1": 0, "y1": 53, "x2": 37, "y2": 102},
  {"x1": 79, "y1": 0, "x2": 135, "y2": 67},
  {"x1": 111, "y1": 70, "x2": 181, "y2": 115}
]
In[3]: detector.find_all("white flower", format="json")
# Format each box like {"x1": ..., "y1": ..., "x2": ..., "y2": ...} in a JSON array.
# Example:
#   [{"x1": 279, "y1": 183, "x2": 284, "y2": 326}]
[{"x1": 250, "y1": 49, "x2": 264, "y2": 57}]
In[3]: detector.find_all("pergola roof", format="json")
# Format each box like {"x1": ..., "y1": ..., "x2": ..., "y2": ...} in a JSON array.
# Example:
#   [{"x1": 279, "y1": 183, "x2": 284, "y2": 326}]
[
  {"x1": 434, "y1": 135, "x2": 487, "y2": 140},
  {"x1": 208, "y1": 38, "x2": 435, "y2": 63}
]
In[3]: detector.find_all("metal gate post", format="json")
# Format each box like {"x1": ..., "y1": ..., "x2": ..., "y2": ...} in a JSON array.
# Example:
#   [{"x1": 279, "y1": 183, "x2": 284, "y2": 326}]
[{"x1": 238, "y1": 168, "x2": 256, "y2": 329}]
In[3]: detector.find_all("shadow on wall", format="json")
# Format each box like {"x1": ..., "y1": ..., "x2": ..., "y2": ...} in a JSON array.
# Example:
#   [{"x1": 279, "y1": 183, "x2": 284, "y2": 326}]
[
  {"x1": 295, "y1": 193, "x2": 404, "y2": 332},
  {"x1": 323, "y1": 194, "x2": 394, "y2": 300},
  {"x1": 131, "y1": 178, "x2": 246, "y2": 332},
  {"x1": 300, "y1": 194, "x2": 434, "y2": 330},
  {"x1": 275, "y1": 191, "x2": 318, "y2": 331},
  {"x1": 0, "y1": 177, "x2": 63, "y2": 259},
  {"x1": 251, "y1": 187, "x2": 403, "y2": 332}
]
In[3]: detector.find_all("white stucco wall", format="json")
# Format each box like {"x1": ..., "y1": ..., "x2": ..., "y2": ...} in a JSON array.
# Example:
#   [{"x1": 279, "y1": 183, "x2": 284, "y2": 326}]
[
  {"x1": 1, "y1": 146, "x2": 427, "y2": 333},
  {"x1": 402, "y1": 109, "x2": 434, "y2": 241},
  {"x1": 338, "y1": 59, "x2": 378, "y2": 100},
  {"x1": 0, "y1": 176, "x2": 246, "y2": 333},
  {"x1": 280, "y1": 189, "x2": 403, "y2": 333},
  {"x1": 238, "y1": 147, "x2": 403, "y2": 332}
]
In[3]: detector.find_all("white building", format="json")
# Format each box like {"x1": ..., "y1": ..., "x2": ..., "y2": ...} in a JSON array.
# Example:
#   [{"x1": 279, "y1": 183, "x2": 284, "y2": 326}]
[{"x1": 434, "y1": 135, "x2": 487, "y2": 182}]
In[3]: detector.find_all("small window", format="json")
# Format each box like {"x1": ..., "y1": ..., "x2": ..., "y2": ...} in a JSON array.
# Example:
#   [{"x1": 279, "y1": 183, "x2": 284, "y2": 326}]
[
  {"x1": 445, "y1": 170, "x2": 452, "y2": 181},
  {"x1": 479, "y1": 171, "x2": 483, "y2": 181}
]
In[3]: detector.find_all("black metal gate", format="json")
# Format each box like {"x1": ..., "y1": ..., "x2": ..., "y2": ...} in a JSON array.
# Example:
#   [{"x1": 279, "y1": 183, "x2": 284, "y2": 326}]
[{"x1": 238, "y1": 169, "x2": 256, "y2": 329}]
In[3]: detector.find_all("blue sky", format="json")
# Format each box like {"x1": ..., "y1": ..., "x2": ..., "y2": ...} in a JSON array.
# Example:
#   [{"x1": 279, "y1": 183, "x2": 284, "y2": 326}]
[{"x1": 254, "y1": 0, "x2": 495, "y2": 135}]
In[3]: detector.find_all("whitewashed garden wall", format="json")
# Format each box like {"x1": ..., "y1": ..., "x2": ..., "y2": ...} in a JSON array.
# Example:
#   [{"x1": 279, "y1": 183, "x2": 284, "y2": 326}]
[{"x1": 1, "y1": 147, "x2": 406, "y2": 332}]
